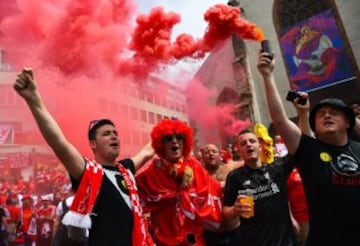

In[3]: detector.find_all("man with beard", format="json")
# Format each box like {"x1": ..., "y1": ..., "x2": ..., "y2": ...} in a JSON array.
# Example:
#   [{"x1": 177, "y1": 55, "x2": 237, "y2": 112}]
[{"x1": 136, "y1": 119, "x2": 223, "y2": 245}]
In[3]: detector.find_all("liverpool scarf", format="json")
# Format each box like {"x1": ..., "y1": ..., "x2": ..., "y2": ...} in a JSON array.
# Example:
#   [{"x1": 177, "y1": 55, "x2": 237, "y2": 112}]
[
  {"x1": 62, "y1": 158, "x2": 154, "y2": 246},
  {"x1": 136, "y1": 157, "x2": 223, "y2": 245}
]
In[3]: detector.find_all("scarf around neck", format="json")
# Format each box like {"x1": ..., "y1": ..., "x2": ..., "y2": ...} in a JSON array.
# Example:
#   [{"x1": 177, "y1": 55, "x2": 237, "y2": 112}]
[{"x1": 61, "y1": 158, "x2": 154, "y2": 246}]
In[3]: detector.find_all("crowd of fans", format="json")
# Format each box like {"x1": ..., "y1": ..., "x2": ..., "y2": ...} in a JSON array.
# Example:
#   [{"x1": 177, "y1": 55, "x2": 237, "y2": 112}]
[
  {"x1": 1, "y1": 50, "x2": 359, "y2": 246},
  {"x1": 0, "y1": 167, "x2": 72, "y2": 246}
]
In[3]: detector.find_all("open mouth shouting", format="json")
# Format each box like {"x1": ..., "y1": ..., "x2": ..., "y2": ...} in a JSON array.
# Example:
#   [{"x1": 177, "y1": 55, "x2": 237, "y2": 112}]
[
  {"x1": 110, "y1": 142, "x2": 119, "y2": 149},
  {"x1": 323, "y1": 120, "x2": 334, "y2": 127},
  {"x1": 171, "y1": 146, "x2": 180, "y2": 152},
  {"x1": 247, "y1": 148, "x2": 255, "y2": 154},
  {"x1": 164, "y1": 143, "x2": 183, "y2": 163}
]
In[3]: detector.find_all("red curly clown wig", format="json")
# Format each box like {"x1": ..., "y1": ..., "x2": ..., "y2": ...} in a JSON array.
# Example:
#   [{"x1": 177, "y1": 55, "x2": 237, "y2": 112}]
[{"x1": 151, "y1": 119, "x2": 193, "y2": 159}]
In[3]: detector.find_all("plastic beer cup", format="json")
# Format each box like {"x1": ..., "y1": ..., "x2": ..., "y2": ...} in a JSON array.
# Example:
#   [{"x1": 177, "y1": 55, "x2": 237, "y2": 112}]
[{"x1": 238, "y1": 189, "x2": 255, "y2": 218}]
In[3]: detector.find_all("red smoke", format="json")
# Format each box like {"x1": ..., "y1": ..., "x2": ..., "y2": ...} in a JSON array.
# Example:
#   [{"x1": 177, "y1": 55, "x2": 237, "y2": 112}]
[
  {"x1": 0, "y1": 0, "x2": 139, "y2": 158},
  {"x1": 186, "y1": 79, "x2": 251, "y2": 144},
  {"x1": 129, "y1": 4, "x2": 265, "y2": 72},
  {"x1": 0, "y1": 0, "x2": 135, "y2": 77},
  {"x1": 0, "y1": 0, "x2": 258, "y2": 154},
  {"x1": 1, "y1": 2, "x2": 264, "y2": 77},
  {"x1": 202, "y1": 4, "x2": 264, "y2": 49}
]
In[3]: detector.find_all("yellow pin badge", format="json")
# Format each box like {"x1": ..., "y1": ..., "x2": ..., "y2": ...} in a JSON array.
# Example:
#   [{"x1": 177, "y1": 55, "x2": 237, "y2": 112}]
[{"x1": 320, "y1": 152, "x2": 332, "y2": 162}]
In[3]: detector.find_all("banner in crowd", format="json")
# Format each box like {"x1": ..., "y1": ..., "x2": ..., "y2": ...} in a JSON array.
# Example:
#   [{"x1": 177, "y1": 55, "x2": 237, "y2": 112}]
[
  {"x1": 280, "y1": 9, "x2": 354, "y2": 92},
  {"x1": 0, "y1": 123, "x2": 14, "y2": 144}
]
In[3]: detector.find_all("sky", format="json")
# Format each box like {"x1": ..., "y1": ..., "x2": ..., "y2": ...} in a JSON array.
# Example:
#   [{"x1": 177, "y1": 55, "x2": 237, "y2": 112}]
[
  {"x1": 135, "y1": 0, "x2": 226, "y2": 37},
  {"x1": 134, "y1": 0, "x2": 228, "y2": 83}
]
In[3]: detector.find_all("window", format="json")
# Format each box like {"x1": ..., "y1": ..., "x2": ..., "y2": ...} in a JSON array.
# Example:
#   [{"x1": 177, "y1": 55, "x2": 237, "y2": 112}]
[
  {"x1": 140, "y1": 109, "x2": 147, "y2": 122},
  {"x1": 161, "y1": 98, "x2": 168, "y2": 107},
  {"x1": 0, "y1": 86, "x2": 17, "y2": 107},
  {"x1": 180, "y1": 104, "x2": 186, "y2": 113},
  {"x1": 146, "y1": 93, "x2": 154, "y2": 103},
  {"x1": 120, "y1": 104, "x2": 129, "y2": 118},
  {"x1": 130, "y1": 107, "x2": 138, "y2": 121},
  {"x1": 154, "y1": 95, "x2": 161, "y2": 105},
  {"x1": 122, "y1": 131, "x2": 131, "y2": 145},
  {"x1": 156, "y1": 114, "x2": 162, "y2": 123},
  {"x1": 148, "y1": 112, "x2": 155, "y2": 124},
  {"x1": 0, "y1": 50, "x2": 11, "y2": 71},
  {"x1": 168, "y1": 100, "x2": 175, "y2": 110},
  {"x1": 142, "y1": 132, "x2": 149, "y2": 145},
  {"x1": 132, "y1": 131, "x2": 141, "y2": 146},
  {"x1": 175, "y1": 102, "x2": 181, "y2": 112}
]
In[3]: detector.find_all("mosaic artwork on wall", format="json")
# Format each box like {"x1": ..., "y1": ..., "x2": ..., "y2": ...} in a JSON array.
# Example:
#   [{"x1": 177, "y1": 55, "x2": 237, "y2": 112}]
[{"x1": 280, "y1": 9, "x2": 354, "y2": 92}]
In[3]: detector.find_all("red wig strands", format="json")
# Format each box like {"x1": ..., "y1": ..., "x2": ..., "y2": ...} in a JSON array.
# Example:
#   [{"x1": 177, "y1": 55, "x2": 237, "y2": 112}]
[{"x1": 151, "y1": 119, "x2": 193, "y2": 160}]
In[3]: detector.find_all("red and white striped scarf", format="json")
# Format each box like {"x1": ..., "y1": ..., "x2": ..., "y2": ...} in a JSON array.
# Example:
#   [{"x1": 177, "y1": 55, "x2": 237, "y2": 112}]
[{"x1": 62, "y1": 158, "x2": 154, "y2": 246}]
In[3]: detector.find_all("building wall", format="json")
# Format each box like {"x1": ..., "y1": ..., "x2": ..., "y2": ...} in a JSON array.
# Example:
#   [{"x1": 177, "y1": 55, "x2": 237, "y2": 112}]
[
  {"x1": 243, "y1": 0, "x2": 360, "y2": 128},
  {"x1": 0, "y1": 69, "x2": 188, "y2": 160},
  {"x1": 336, "y1": 0, "x2": 360, "y2": 69},
  {"x1": 0, "y1": 0, "x2": 189, "y2": 162},
  {"x1": 189, "y1": 38, "x2": 252, "y2": 147},
  {"x1": 189, "y1": 0, "x2": 360, "y2": 145}
]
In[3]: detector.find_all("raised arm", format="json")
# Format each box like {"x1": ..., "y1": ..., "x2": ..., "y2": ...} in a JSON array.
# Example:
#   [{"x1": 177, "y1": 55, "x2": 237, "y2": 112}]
[
  {"x1": 14, "y1": 69, "x2": 85, "y2": 180},
  {"x1": 256, "y1": 53, "x2": 301, "y2": 154},
  {"x1": 130, "y1": 142, "x2": 154, "y2": 170},
  {"x1": 354, "y1": 117, "x2": 360, "y2": 137},
  {"x1": 293, "y1": 92, "x2": 314, "y2": 137}
]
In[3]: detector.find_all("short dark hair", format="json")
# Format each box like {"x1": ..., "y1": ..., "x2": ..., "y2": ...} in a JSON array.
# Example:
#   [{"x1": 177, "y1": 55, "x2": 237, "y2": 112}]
[
  {"x1": 235, "y1": 128, "x2": 254, "y2": 144},
  {"x1": 88, "y1": 119, "x2": 115, "y2": 141}
]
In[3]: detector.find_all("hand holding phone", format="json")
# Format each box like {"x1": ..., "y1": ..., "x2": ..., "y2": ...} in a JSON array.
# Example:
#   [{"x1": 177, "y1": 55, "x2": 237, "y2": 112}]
[
  {"x1": 286, "y1": 90, "x2": 307, "y2": 105},
  {"x1": 261, "y1": 40, "x2": 273, "y2": 60}
]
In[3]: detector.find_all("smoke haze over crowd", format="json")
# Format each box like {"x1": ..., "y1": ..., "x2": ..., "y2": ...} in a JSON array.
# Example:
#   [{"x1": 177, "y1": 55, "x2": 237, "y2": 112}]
[{"x1": 0, "y1": 0, "x2": 261, "y2": 155}]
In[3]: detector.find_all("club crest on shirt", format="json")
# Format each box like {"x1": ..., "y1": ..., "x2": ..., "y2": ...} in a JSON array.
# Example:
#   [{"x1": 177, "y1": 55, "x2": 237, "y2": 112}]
[
  {"x1": 242, "y1": 180, "x2": 251, "y2": 186},
  {"x1": 330, "y1": 153, "x2": 360, "y2": 176},
  {"x1": 264, "y1": 172, "x2": 270, "y2": 181}
]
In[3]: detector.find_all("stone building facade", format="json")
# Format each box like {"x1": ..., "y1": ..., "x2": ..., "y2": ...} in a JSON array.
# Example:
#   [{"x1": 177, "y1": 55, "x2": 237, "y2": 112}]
[{"x1": 190, "y1": 0, "x2": 360, "y2": 146}]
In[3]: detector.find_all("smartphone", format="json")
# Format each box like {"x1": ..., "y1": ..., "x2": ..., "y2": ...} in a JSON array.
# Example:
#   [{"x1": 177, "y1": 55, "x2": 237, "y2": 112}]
[
  {"x1": 261, "y1": 40, "x2": 273, "y2": 60},
  {"x1": 286, "y1": 90, "x2": 307, "y2": 105}
]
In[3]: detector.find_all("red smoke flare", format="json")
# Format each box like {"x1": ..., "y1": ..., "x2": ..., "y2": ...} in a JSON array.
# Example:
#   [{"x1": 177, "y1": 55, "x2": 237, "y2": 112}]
[
  {"x1": 1, "y1": 2, "x2": 265, "y2": 78},
  {"x1": 202, "y1": 4, "x2": 265, "y2": 51},
  {"x1": 0, "y1": 1, "x2": 255, "y2": 158},
  {"x1": 129, "y1": 4, "x2": 265, "y2": 69}
]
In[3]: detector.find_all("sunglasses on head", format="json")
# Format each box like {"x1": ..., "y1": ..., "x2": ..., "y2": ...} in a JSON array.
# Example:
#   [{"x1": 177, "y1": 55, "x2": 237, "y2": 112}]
[
  {"x1": 162, "y1": 134, "x2": 185, "y2": 143},
  {"x1": 88, "y1": 119, "x2": 114, "y2": 131},
  {"x1": 88, "y1": 119, "x2": 115, "y2": 141},
  {"x1": 88, "y1": 119, "x2": 102, "y2": 132}
]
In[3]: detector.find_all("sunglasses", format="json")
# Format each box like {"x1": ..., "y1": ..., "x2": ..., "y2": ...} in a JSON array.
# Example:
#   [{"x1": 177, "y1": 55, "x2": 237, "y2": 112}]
[
  {"x1": 88, "y1": 119, "x2": 114, "y2": 131},
  {"x1": 88, "y1": 119, "x2": 102, "y2": 132},
  {"x1": 162, "y1": 134, "x2": 185, "y2": 143}
]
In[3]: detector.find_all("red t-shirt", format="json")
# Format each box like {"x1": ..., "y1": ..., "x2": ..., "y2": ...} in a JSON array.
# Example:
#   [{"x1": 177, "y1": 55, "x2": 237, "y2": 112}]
[
  {"x1": 287, "y1": 168, "x2": 309, "y2": 222},
  {"x1": 22, "y1": 207, "x2": 37, "y2": 239},
  {"x1": 6, "y1": 205, "x2": 24, "y2": 243}
]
